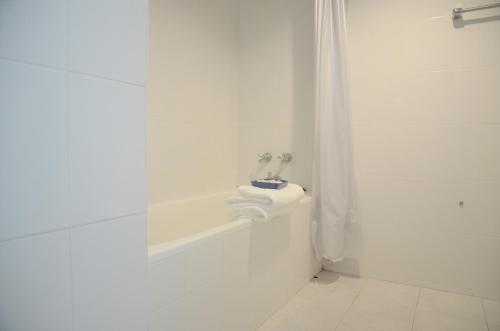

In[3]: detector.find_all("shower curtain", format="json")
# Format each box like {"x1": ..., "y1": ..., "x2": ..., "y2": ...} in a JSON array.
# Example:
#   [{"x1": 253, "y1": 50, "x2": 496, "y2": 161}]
[{"x1": 312, "y1": 0, "x2": 357, "y2": 263}]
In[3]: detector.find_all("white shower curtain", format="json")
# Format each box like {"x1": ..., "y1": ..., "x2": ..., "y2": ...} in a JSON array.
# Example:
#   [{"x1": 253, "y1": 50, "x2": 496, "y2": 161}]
[{"x1": 312, "y1": 0, "x2": 357, "y2": 263}]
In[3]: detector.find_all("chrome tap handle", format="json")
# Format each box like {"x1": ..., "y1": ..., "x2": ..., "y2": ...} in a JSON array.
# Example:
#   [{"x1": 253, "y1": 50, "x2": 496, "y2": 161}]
[
  {"x1": 278, "y1": 153, "x2": 292, "y2": 163},
  {"x1": 258, "y1": 152, "x2": 272, "y2": 163}
]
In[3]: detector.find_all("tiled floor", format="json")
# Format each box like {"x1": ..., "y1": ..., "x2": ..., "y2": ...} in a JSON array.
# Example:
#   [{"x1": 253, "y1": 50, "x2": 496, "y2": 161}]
[{"x1": 257, "y1": 271, "x2": 500, "y2": 331}]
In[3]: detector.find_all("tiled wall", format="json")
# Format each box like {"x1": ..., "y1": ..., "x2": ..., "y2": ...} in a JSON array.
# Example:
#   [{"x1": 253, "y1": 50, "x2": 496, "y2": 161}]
[
  {"x1": 148, "y1": 0, "x2": 315, "y2": 202},
  {"x1": 238, "y1": 0, "x2": 315, "y2": 189},
  {"x1": 0, "y1": 0, "x2": 149, "y2": 330},
  {"x1": 147, "y1": 0, "x2": 240, "y2": 203},
  {"x1": 333, "y1": 0, "x2": 500, "y2": 300}
]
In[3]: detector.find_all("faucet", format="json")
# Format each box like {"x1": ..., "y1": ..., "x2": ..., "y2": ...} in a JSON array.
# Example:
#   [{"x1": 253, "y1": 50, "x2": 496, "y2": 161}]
[
  {"x1": 278, "y1": 153, "x2": 292, "y2": 163},
  {"x1": 258, "y1": 152, "x2": 272, "y2": 163}
]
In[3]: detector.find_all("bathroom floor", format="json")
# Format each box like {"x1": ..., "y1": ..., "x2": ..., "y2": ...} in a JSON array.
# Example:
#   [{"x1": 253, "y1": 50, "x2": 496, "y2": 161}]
[{"x1": 257, "y1": 271, "x2": 500, "y2": 331}]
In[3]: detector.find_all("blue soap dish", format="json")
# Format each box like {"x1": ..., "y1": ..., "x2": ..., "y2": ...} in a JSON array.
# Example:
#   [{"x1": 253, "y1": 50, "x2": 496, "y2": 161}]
[{"x1": 251, "y1": 179, "x2": 288, "y2": 190}]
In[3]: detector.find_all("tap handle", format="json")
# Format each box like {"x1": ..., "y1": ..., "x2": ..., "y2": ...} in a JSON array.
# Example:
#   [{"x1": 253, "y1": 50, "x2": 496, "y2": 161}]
[
  {"x1": 258, "y1": 152, "x2": 272, "y2": 163},
  {"x1": 278, "y1": 153, "x2": 292, "y2": 163}
]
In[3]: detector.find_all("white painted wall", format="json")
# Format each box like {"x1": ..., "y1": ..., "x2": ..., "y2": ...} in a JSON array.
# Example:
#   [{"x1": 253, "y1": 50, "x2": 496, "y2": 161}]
[
  {"x1": 238, "y1": 0, "x2": 315, "y2": 189},
  {"x1": 0, "y1": 0, "x2": 149, "y2": 330},
  {"x1": 332, "y1": 0, "x2": 500, "y2": 300},
  {"x1": 148, "y1": 0, "x2": 240, "y2": 203}
]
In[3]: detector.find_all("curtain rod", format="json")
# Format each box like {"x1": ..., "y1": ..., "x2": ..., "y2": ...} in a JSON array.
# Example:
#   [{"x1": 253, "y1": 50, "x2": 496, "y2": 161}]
[{"x1": 452, "y1": 2, "x2": 500, "y2": 19}]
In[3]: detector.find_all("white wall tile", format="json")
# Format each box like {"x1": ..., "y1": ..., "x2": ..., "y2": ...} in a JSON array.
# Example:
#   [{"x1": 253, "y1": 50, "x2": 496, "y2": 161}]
[
  {"x1": 353, "y1": 124, "x2": 480, "y2": 181},
  {"x1": 349, "y1": 223, "x2": 500, "y2": 300},
  {"x1": 237, "y1": 0, "x2": 314, "y2": 188},
  {"x1": 148, "y1": 0, "x2": 239, "y2": 125},
  {"x1": 150, "y1": 297, "x2": 190, "y2": 331},
  {"x1": 69, "y1": 74, "x2": 146, "y2": 225},
  {"x1": 0, "y1": 61, "x2": 69, "y2": 240},
  {"x1": 68, "y1": 0, "x2": 148, "y2": 84},
  {"x1": 351, "y1": 68, "x2": 500, "y2": 127},
  {"x1": 483, "y1": 299, "x2": 500, "y2": 329},
  {"x1": 0, "y1": 0, "x2": 67, "y2": 68},
  {"x1": 148, "y1": 120, "x2": 238, "y2": 203},
  {"x1": 0, "y1": 231, "x2": 72, "y2": 331},
  {"x1": 71, "y1": 214, "x2": 147, "y2": 331},
  {"x1": 147, "y1": 0, "x2": 240, "y2": 204},
  {"x1": 347, "y1": 2, "x2": 500, "y2": 76},
  {"x1": 1, "y1": 2, "x2": 149, "y2": 331},
  {"x1": 356, "y1": 176, "x2": 500, "y2": 238},
  {"x1": 238, "y1": 0, "x2": 315, "y2": 130},
  {"x1": 185, "y1": 236, "x2": 224, "y2": 293},
  {"x1": 148, "y1": 249, "x2": 189, "y2": 311},
  {"x1": 346, "y1": 0, "x2": 500, "y2": 301},
  {"x1": 217, "y1": 227, "x2": 253, "y2": 331}
]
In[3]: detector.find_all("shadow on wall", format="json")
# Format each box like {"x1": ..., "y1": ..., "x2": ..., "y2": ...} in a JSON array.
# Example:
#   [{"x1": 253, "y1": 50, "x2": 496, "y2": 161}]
[
  {"x1": 290, "y1": 0, "x2": 315, "y2": 190},
  {"x1": 324, "y1": 257, "x2": 361, "y2": 276}
]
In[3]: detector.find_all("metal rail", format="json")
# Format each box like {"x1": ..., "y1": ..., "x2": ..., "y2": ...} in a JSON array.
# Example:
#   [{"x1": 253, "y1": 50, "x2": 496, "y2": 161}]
[{"x1": 452, "y1": 2, "x2": 500, "y2": 19}]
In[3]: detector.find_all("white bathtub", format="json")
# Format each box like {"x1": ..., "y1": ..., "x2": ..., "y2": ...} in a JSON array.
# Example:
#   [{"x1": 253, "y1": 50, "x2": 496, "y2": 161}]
[{"x1": 148, "y1": 191, "x2": 320, "y2": 331}]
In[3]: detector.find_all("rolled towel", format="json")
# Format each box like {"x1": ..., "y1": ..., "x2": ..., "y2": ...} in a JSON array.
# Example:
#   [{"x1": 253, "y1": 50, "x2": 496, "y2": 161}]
[
  {"x1": 230, "y1": 203, "x2": 297, "y2": 223},
  {"x1": 234, "y1": 183, "x2": 304, "y2": 209},
  {"x1": 226, "y1": 183, "x2": 305, "y2": 222}
]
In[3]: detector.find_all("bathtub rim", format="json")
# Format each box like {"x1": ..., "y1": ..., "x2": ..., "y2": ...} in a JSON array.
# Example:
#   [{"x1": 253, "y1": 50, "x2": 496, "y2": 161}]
[
  {"x1": 148, "y1": 218, "x2": 251, "y2": 262},
  {"x1": 148, "y1": 195, "x2": 312, "y2": 263}
]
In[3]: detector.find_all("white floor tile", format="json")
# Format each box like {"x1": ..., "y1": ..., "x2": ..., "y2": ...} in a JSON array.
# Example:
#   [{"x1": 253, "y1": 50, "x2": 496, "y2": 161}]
[
  {"x1": 257, "y1": 272, "x2": 362, "y2": 331},
  {"x1": 258, "y1": 273, "x2": 493, "y2": 331},
  {"x1": 337, "y1": 279, "x2": 419, "y2": 331},
  {"x1": 287, "y1": 273, "x2": 364, "y2": 311},
  {"x1": 418, "y1": 288, "x2": 484, "y2": 321},
  {"x1": 412, "y1": 311, "x2": 488, "y2": 331}
]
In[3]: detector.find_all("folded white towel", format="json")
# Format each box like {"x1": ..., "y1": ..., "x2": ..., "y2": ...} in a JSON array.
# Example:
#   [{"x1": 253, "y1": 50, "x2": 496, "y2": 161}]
[
  {"x1": 230, "y1": 204, "x2": 296, "y2": 223},
  {"x1": 226, "y1": 183, "x2": 304, "y2": 222},
  {"x1": 234, "y1": 183, "x2": 304, "y2": 209}
]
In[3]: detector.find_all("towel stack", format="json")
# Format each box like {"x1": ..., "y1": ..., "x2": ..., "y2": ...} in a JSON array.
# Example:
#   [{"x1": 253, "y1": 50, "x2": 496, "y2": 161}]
[{"x1": 226, "y1": 183, "x2": 305, "y2": 222}]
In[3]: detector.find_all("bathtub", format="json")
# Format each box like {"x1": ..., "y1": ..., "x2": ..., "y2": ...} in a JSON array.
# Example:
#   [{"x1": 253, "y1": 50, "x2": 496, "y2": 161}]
[{"x1": 148, "y1": 191, "x2": 321, "y2": 331}]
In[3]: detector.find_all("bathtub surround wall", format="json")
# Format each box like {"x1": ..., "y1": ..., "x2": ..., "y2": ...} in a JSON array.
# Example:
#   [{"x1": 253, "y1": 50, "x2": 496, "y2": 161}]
[
  {"x1": 238, "y1": 0, "x2": 315, "y2": 189},
  {"x1": 148, "y1": 0, "x2": 240, "y2": 203},
  {"x1": 148, "y1": 0, "x2": 315, "y2": 203},
  {"x1": 331, "y1": 0, "x2": 500, "y2": 300},
  {"x1": 0, "y1": 1, "x2": 149, "y2": 330}
]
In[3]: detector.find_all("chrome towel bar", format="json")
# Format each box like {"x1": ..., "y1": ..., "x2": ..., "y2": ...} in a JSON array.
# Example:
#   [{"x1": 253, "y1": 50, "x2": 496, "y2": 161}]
[{"x1": 452, "y1": 2, "x2": 500, "y2": 19}]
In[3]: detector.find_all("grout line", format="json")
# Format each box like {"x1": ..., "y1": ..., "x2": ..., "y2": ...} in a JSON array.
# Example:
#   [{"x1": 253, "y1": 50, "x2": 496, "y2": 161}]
[
  {"x1": 64, "y1": 4, "x2": 74, "y2": 326},
  {"x1": 410, "y1": 287, "x2": 422, "y2": 331},
  {"x1": 67, "y1": 230, "x2": 76, "y2": 331},
  {"x1": 63, "y1": 2, "x2": 74, "y2": 329},
  {"x1": 66, "y1": 69, "x2": 146, "y2": 88},
  {"x1": 0, "y1": 57, "x2": 145, "y2": 88},
  {"x1": 0, "y1": 56, "x2": 65, "y2": 72},
  {"x1": 480, "y1": 298, "x2": 491, "y2": 331},
  {"x1": 0, "y1": 211, "x2": 146, "y2": 245},
  {"x1": 332, "y1": 277, "x2": 365, "y2": 331}
]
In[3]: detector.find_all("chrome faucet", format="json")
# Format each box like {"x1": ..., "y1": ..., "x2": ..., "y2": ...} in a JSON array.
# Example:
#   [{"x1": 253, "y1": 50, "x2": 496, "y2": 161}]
[
  {"x1": 278, "y1": 153, "x2": 292, "y2": 163},
  {"x1": 258, "y1": 152, "x2": 272, "y2": 163}
]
